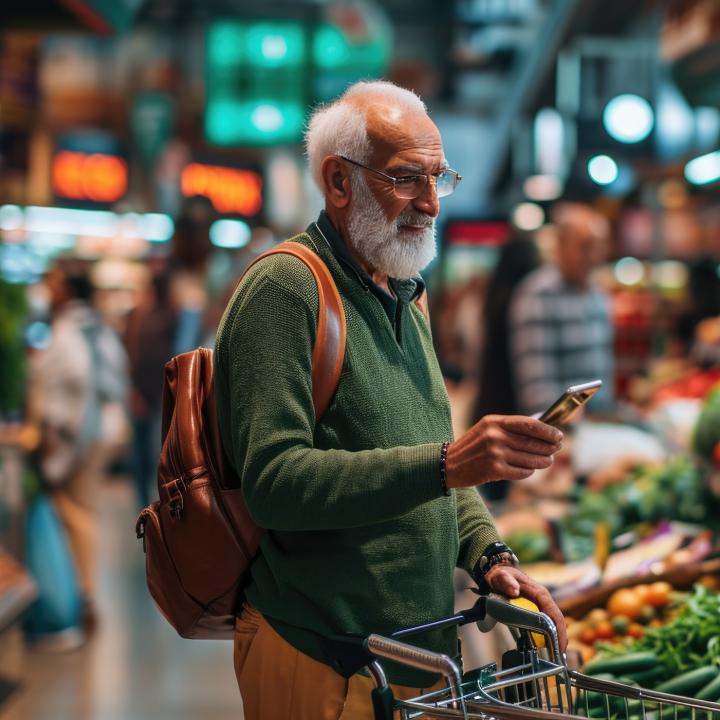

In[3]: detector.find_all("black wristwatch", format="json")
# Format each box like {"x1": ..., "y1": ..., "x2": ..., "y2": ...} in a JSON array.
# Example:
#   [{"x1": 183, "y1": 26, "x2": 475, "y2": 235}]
[{"x1": 472, "y1": 542, "x2": 519, "y2": 593}]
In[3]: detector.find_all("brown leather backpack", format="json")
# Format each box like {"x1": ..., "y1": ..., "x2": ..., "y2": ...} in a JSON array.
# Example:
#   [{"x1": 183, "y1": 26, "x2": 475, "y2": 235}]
[{"x1": 135, "y1": 242, "x2": 346, "y2": 639}]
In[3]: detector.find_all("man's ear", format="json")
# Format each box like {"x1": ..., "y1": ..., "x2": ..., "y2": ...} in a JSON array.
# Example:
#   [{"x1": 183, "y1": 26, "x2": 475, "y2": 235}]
[{"x1": 321, "y1": 156, "x2": 351, "y2": 208}]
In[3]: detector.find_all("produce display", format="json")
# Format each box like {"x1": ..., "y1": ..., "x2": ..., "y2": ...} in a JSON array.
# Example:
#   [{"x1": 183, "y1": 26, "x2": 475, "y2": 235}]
[
  {"x1": 499, "y1": 375, "x2": 720, "y2": 716},
  {"x1": 557, "y1": 457, "x2": 718, "y2": 565},
  {"x1": 577, "y1": 582, "x2": 720, "y2": 700}
]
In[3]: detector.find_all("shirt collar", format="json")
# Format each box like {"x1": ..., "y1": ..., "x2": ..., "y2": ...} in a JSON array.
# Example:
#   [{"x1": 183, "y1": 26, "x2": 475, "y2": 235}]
[{"x1": 313, "y1": 211, "x2": 425, "y2": 303}]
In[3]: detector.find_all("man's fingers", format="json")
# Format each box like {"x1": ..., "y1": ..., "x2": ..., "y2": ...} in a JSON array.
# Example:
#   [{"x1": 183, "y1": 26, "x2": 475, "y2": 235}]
[
  {"x1": 516, "y1": 580, "x2": 568, "y2": 651},
  {"x1": 502, "y1": 430, "x2": 562, "y2": 457},
  {"x1": 484, "y1": 566, "x2": 568, "y2": 651},
  {"x1": 498, "y1": 416, "x2": 563, "y2": 444},
  {"x1": 503, "y1": 450, "x2": 554, "y2": 471},
  {"x1": 486, "y1": 567, "x2": 520, "y2": 597},
  {"x1": 500, "y1": 464, "x2": 536, "y2": 481}
]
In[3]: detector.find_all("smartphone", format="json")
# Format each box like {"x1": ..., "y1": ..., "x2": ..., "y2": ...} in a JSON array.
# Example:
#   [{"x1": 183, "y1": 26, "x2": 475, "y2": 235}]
[{"x1": 538, "y1": 380, "x2": 603, "y2": 428}]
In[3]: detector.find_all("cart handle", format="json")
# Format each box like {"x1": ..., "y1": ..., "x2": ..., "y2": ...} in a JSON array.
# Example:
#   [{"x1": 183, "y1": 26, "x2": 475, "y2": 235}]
[
  {"x1": 390, "y1": 595, "x2": 564, "y2": 665},
  {"x1": 365, "y1": 634, "x2": 466, "y2": 715},
  {"x1": 483, "y1": 595, "x2": 563, "y2": 664}
]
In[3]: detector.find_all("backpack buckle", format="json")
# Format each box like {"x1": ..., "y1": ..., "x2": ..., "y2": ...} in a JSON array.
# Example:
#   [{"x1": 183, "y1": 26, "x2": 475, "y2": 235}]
[
  {"x1": 164, "y1": 477, "x2": 186, "y2": 520},
  {"x1": 135, "y1": 512, "x2": 148, "y2": 552}
]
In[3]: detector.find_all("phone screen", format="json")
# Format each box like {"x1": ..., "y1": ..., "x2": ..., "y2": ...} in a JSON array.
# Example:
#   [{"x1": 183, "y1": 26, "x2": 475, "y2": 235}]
[{"x1": 538, "y1": 380, "x2": 602, "y2": 427}]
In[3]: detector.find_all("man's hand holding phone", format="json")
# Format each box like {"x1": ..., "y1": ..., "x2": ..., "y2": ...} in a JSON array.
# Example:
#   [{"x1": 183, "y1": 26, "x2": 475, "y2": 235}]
[
  {"x1": 445, "y1": 380, "x2": 601, "y2": 489},
  {"x1": 445, "y1": 415, "x2": 563, "y2": 489}
]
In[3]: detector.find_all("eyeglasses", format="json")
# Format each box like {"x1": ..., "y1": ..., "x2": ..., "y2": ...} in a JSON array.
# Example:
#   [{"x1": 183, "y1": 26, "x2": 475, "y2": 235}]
[{"x1": 339, "y1": 155, "x2": 462, "y2": 200}]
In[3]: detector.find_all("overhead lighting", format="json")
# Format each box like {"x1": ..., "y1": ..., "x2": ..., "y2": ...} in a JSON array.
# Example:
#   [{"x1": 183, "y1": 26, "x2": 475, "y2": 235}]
[
  {"x1": 512, "y1": 202, "x2": 544, "y2": 232},
  {"x1": 0, "y1": 205, "x2": 175, "y2": 243},
  {"x1": 588, "y1": 155, "x2": 618, "y2": 186},
  {"x1": 614, "y1": 257, "x2": 644, "y2": 286},
  {"x1": 523, "y1": 174, "x2": 562, "y2": 202},
  {"x1": 141, "y1": 214, "x2": 175, "y2": 243},
  {"x1": 695, "y1": 107, "x2": 720, "y2": 150},
  {"x1": 210, "y1": 220, "x2": 251, "y2": 249},
  {"x1": 652, "y1": 261, "x2": 688, "y2": 290},
  {"x1": 684, "y1": 151, "x2": 720, "y2": 185},
  {"x1": 0, "y1": 205, "x2": 23, "y2": 231},
  {"x1": 603, "y1": 94, "x2": 654, "y2": 144},
  {"x1": 533, "y1": 108, "x2": 564, "y2": 176}
]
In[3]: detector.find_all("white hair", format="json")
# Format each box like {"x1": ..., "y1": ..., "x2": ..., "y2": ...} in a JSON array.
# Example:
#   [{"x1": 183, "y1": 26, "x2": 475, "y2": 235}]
[{"x1": 305, "y1": 80, "x2": 427, "y2": 192}]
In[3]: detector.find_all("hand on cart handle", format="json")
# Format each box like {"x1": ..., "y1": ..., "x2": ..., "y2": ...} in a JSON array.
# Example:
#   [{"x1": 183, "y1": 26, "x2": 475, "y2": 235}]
[
  {"x1": 484, "y1": 564, "x2": 568, "y2": 652},
  {"x1": 445, "y1": 415, "x2": 563, "y2": 488}
]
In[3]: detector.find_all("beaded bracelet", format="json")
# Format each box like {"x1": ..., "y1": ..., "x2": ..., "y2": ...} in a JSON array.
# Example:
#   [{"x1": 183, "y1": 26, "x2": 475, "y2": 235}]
[{"x1": 439, "y1": 441, "x2": 451, "y2": 496}]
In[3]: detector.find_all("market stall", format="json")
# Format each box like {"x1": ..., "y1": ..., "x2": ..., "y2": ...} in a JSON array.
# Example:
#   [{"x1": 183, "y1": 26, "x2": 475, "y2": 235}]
[{"x1": 492, "y1": 373, "x2": 720, "y2": 705}]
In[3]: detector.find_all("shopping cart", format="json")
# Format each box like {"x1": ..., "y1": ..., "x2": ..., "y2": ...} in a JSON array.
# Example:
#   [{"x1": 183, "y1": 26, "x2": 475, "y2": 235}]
[{"x1": 344, "y1": 594, "x2": 720, "y2": 719}]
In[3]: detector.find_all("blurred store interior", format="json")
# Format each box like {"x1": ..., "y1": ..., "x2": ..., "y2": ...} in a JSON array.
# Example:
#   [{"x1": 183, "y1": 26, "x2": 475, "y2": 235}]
[{"x1": 2, "y1": 0, "x2": 720, "y2": 718}]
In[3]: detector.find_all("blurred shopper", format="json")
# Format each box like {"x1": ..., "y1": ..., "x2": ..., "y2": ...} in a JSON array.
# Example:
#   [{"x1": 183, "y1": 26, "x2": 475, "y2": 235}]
[
  {"x1": 126, "y1": 202, "x2": 213, "y2": 508},
  {"x1": 125, "y1": 268, "x2": 176, "y2": 509},
  {"x1": 509, "y1": 203, "x2": 614, "y2": 416},
  {"x1": 29, "y1": 259, "x2": 129, "y2": 634},
  {"x1": 214, "y1": 80, "x2": 566, "y2": 719},
  {"x1": 473, "y1": 236, "x2": 541, "y2": 503},
  {"x1": 676, "y1": 256, "x2": 720, "y2": 363},
  {"x1": 475, "y1": 236, "x2": 542, "y2": 418}
]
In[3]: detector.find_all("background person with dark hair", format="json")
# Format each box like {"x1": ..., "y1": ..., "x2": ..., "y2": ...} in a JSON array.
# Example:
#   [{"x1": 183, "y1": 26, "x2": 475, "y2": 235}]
[{"x1": 472, "y1": 236, "x2": 541, "y2": 502}]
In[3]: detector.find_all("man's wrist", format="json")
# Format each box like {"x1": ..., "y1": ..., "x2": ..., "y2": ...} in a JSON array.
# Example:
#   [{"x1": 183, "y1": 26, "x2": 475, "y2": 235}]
[{"x1": 472, "y1": 542, "x2": 519, "y2": 592}]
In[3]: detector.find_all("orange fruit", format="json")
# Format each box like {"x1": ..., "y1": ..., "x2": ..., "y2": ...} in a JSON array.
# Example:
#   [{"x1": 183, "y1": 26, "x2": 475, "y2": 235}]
[
  {"x1": 627, "y1": 623, "x2": 644, "y2": 639},
  {"x1": 607, "y1": 588, "x2": 644, "y2": 620},
  {"x1": 645, "y1": 581, "x2": 672, "y2": 609},
  {"x1": 594, "y1": 620, "x2": 615, "y2": 640}
]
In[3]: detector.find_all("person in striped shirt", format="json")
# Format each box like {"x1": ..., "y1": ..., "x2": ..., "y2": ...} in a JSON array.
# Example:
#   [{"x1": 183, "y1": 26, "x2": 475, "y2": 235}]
[{"x1": 509, "y1": 202, "x2": 614, "y2": 417}]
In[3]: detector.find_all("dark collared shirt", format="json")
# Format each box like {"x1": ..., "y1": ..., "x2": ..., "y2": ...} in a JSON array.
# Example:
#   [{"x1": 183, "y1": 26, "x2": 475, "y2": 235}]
[{"x1": 312, "y1": 211, "x2": 425, "y2": 330}]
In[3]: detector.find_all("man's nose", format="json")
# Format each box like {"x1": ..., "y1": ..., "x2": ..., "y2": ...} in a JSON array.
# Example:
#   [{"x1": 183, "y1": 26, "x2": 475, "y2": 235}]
[{"x1": 413, "y1": 177, "x2": 440, "y2": 218}]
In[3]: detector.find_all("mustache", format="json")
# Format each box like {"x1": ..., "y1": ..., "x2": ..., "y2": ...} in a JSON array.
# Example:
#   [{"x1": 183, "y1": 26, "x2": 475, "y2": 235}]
[{"x1": 396, "y1": 213, "x2": 434, "y2": 228}]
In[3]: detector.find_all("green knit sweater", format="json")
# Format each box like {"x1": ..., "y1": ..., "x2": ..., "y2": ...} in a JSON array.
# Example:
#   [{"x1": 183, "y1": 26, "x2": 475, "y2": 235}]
[{"x1": 214, "y1": 225, "x2": 501, "y2": 686}]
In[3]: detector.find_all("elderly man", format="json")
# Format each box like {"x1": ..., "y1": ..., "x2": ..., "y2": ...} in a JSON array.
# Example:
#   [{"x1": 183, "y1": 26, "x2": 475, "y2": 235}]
[
  {"x1": 214, "y1": 80, "x2": 565, "y2": 719},
  {"x1": 509, "y1": 202, "x2": 614, "y2": 416}
]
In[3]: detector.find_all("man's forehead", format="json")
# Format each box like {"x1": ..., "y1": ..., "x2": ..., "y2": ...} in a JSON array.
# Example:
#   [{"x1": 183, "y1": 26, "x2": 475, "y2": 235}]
[{"x1": 360, "y1": 101, "x2": 443, "y2": 161}]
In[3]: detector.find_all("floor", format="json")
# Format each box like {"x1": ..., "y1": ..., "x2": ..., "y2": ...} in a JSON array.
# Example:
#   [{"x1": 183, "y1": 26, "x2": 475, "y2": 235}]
[
  {"x1": 0, "y1": 467, "x2": 502, "y2": 720},
  {"x1": 0, "y1": 481, "x2": 242, "y2": 720}
]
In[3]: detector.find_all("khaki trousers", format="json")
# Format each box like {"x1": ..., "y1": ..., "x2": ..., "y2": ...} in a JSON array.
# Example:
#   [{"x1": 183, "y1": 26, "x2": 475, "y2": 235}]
[
  {"x1": 234, "y1": 605, "x2": 444, "y2": 720},
  {"x1": 51, "y1": 443, "x2": 114, "y2": 598}
]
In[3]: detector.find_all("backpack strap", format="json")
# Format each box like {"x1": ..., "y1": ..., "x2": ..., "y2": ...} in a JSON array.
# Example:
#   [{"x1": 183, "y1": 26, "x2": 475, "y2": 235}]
[{"x1": 242, "y1": 242, "x2": 347, "y2": 420}]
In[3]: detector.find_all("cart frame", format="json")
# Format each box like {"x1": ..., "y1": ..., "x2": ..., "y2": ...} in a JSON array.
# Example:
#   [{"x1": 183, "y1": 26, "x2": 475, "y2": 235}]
[{"x1": 357, "y1": 594, "x2": 720, "y2": 720}]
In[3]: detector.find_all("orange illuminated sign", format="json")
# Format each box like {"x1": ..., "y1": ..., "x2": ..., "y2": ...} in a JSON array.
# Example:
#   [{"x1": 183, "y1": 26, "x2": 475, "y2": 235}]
[
  {"x1": 181, "y1": 163, "x2": 263, "y2": 216},
  {"x1": 53, "y1": 150, "x2": 128, "y2": 203}
]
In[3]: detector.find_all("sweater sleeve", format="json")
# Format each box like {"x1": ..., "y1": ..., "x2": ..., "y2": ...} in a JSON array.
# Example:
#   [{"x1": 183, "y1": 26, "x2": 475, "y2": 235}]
[
  {"x1": 216, "y1": 255, "x2": 444, "y2": 532},
  {"x1": 455, "y1": 487, "x2": 502, "y2": 575}
]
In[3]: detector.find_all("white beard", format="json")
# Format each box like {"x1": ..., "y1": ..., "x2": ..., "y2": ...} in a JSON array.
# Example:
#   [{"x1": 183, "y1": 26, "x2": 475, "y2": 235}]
[{"x1": 346, "y1": 174, "x2": 437, "y2": 280}]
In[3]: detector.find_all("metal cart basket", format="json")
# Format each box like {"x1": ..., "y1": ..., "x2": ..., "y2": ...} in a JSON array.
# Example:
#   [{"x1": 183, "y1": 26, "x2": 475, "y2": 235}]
[{"x1": 354, "y1": 594, "x2": 720, "y2": 720}]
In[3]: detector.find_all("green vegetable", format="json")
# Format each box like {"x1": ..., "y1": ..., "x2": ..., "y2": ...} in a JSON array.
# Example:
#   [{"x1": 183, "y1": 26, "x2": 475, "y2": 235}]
[
  {"x1": 504, "y1": 529, "x2": 551, "y2": 564},
  {"x1": 654, "y1": 665, "x2": 719, "y2": 696},
  {"x1": 694, "y1": 385, "x2": 720, "y2": 461},
  {"x1": 574, "y1": 675, "x2": 624, "y2": 718},
  {"x1": 583, "y1": 651, "x2": 657, "y2": 676},
  {"x1": 611, "y1": 615, "x2": 630, "y2": 635},
  {"x1": 696, "y1": 672, "x2": 720, "y2": 701},
  {"x1": 620, "y1": 665, "x2": 665, "y2": 686}
]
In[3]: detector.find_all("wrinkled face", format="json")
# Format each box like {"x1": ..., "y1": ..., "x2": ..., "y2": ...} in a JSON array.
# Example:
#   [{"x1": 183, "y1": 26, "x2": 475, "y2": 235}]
[{"x1": 345, "y1": 104, "x2": 446, "y2": 279}]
